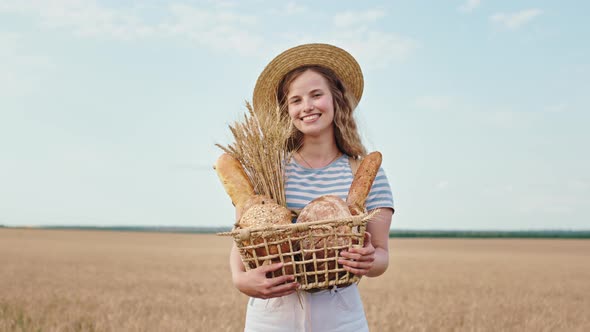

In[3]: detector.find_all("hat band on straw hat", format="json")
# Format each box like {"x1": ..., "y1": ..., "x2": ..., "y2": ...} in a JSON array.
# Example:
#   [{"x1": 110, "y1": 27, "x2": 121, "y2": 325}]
[{"x1": 252, "y1": 43, "x2": 364, "y2": 111}]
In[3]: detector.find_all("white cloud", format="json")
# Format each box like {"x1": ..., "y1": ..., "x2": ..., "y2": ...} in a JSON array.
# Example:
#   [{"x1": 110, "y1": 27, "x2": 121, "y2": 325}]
[
  {"x1": 0, "y1": 2, "x2": 415, "y2": 64},
  {"x1": 328, "y1": 28, "x2": 419, "y2": 69},
  {"x1": 0, "y1": 0, "x2": 160, "y2": 39},
  {"x1": 165, "y1": 4, "x2": 263, "y2": 55},
  {"x1": 265, "y1": 1, "x2": 307, "y2": 16},
  {"x1": 278, "y1": 24, "x2": 419, "y2": 70},
  {"x1": 285, "y1": 2, "x2": 307, "y2": 15},
  {"x1": 458, "y1": 0, "x2": 481, "y2": 13},
  {"x1": 0, "y1": 0, "x2": 150, "y2": 40},
  {"x1": 490, "y1": 9, "x2": 543, "y2": 29},
  {"x1": 333, "y1": 9, "x2": 386, "y2": 27},
  {"x1": 325, "y1": 10, "x2": 418, "y2": 69},
  {"x1": 437, "y1": 180, "x2": 449, "y2": 190},
  {"x1": 0, "y1": 1, "x2": 264, "y2": 55}
]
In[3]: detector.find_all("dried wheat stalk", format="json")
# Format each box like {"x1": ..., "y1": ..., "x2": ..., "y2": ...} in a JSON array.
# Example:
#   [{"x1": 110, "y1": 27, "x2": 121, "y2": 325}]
[{"x1": 216, "y1": 101, "x2": 292, "y2": 207}]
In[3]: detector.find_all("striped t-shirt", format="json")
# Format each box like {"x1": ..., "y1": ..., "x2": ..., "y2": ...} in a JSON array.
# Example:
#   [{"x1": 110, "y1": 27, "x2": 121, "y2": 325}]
[{"x1": 285, "y1": 155, "x2": 394, "y2": 215}]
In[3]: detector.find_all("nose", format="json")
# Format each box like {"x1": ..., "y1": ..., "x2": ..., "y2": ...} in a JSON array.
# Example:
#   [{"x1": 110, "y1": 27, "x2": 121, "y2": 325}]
[{"x1": 302, "y1": 98, "x2": 314, "y2": 113}]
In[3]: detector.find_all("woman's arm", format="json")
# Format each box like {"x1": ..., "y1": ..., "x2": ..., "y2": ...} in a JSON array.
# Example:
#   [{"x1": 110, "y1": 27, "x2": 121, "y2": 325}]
[
  {"x1": 229, "y1": 242, "x2": 299, "y2": 299},
  {"x1": 338, "y1": 208, "x2": 394, "y2": 277}
]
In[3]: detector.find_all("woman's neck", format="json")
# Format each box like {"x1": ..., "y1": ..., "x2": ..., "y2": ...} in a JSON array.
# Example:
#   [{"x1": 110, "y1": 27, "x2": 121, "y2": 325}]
[{"x1": 296, "y1": 136, "x2": 341, "y2": 168}]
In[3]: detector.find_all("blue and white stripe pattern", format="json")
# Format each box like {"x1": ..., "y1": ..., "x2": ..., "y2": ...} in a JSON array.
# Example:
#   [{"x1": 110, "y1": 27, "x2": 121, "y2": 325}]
[{"x1": 285, "y1": 155, "x2": 394, "y2": 216}]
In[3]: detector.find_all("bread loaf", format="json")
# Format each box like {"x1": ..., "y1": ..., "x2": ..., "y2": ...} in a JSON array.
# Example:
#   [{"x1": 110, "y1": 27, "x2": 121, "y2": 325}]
[
  {"x1": 297, "y1": 195, "x2": 351, "y2": 223},
  {"x1": 297, "y1": 195, "x2": 354, "y2": 283},
  {"x1": 214, "y1": 153, "x2": 255, "y2": 213},
  {"x1": 236, "y1": 194, "x2": 274, "y2": 223},
  {"x1": 239, "y1": 200, "x2": 294, "y2": 276},
  {"x1": 239, "y1": 200, "x2": 292, "y2": 228},
  {"x1": 347, "y1": 151, "x2": 382, "y2": 215}
]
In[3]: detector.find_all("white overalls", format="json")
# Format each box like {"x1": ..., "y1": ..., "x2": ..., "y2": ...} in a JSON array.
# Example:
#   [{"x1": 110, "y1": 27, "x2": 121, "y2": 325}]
[{"x1": 244, "y1": 284, "x2": 369, "y2": 332}]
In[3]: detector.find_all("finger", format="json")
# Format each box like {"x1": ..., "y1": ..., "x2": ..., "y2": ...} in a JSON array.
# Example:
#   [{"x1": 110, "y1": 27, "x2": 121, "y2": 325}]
[
  {"x1": 363, "y1": 231, "x2": 372, "y2": 246},
  {"x1": 339, "y1": 258, "x2": 373, "y2": 269},
  {"x1": 260, "y1": 280, "x2": 299, "y2": 299},
  {"x1": 267, "y1": 274, "x2": 296, "y2": 287},
  {"x1": 343, "y1": 265, "x2": 369, "y2": 276},
  {"x1": 339, "y1": 251, "x2": 362, "y2": 260},
  {"x1": 359, "y1": 247, "x2": 376, "y2": 258},
  {"x1": 343, "y1": 246, "x2": 374, "y2": 256},
  {"x1": 341, "y1": 249, "x2": 374, "y2": 261},
  {"x1": 358, "y1": 255, "x2": 375, "y2": 262},
  {"x1": 269, "y1": 280, "x2": 299, "y2": 294},
  {"x1": 260, "y1": 262, "x2": 286, "y2": 274}
]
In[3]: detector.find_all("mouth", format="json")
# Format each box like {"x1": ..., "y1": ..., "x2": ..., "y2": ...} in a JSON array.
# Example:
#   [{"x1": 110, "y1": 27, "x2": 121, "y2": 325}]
[{"x1": 300, "y1": 114, "x2": 321, "y2": 122}]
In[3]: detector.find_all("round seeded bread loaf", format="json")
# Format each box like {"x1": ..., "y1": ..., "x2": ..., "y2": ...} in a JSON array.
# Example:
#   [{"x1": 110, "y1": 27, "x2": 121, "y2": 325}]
[{"x1": 238, "y1": 199, "x2": 295, "y2": 276}]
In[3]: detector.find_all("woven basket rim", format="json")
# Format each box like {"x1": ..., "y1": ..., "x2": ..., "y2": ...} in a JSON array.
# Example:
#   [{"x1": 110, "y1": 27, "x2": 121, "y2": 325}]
[{"x1": 217, "y1": 210, "x2": 377, "y2": 237}]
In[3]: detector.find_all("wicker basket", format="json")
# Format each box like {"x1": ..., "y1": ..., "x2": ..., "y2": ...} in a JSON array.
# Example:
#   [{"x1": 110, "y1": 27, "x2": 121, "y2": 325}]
[{"x1": 218, "y1": 212, "x2": 375, "y2": 291}]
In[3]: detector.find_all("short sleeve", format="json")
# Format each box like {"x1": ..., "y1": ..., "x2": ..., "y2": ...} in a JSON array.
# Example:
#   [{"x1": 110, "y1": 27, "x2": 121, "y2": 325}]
[{"x1": 365, "y1": 167, "x2": 394, "y2": 211}]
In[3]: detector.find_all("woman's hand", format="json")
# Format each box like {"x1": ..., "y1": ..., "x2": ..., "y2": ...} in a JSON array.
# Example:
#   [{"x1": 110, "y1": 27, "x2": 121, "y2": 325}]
[
  {"x1": 338, "y1": 232, "x2": 376, "y2": 276},
  {"x1": 233, "y1": 262, "x2": 299, "y2": 299}
]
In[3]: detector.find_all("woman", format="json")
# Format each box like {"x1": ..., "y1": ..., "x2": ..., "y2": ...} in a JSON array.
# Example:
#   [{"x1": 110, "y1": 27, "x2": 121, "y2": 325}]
[{"x1": 230, "y1": 43, "x2": 394, "y2": 331}]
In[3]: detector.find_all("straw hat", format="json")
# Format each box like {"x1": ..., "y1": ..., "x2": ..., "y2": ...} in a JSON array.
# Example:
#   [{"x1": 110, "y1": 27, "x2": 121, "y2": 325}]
[{"x1": 252, "y1": 43, "x2": 364, "y2": 110}]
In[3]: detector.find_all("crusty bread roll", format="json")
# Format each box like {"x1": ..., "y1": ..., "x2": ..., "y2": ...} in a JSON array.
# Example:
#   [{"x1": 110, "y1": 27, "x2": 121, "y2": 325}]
[
  {"x1": 237, "y1": 194, "x2": 274, "y2": 223},
  {"x1": 297, "y1": 195, "x2": 354, "y2": 283},
  {"x1": 239, "y1": 201, "x2": 292, "y2": 228},
  {"x1": 347, "y1": 151, "x2": 382, "y2": 215},
  {"x1": 297, "y1": 195, "x2": 351, "y2": 223},
  {"x1": 239, "y1": 200, "x2": 294, "y2": 276},
  {"x1": 214, "y1": 153, "x2": 255, "y2": 213}
]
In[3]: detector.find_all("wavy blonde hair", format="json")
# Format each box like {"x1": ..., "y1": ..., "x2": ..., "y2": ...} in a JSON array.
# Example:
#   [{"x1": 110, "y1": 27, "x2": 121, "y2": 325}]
[{"x1": 277, "y1": 65, "x2": 367, "y2": 159}]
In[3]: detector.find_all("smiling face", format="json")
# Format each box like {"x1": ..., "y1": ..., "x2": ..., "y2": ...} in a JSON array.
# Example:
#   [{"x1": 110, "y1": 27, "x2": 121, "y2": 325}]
[{"x1": 286, "y1": 70, "x2": 335, "y2": 139}]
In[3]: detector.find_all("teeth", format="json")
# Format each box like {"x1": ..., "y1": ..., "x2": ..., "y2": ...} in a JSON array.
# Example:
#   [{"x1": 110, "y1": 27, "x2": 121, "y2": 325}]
[{"x1": 302, "y1": 114, "x2": 320, "y2": 121}]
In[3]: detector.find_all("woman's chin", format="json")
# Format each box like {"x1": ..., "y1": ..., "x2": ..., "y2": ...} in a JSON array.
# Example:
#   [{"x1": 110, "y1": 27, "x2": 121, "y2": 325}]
[
  {"x1": 300, "y1": 129, "x2": 325, "y2": 138},
  {"x1": 297, "y1": 125, "x2": 334, "y2": 138}
]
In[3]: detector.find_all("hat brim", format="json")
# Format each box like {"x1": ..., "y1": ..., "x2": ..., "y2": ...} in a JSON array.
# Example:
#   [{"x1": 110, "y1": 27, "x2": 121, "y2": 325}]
[{"x1": 252, "y1": 43, "x2": 364, "y2": 111}]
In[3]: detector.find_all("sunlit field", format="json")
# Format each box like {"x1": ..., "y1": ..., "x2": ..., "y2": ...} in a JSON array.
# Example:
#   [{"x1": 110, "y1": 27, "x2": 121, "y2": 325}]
[{"x1": 1, "y1": 229, "x2": 588, "y2": 331}]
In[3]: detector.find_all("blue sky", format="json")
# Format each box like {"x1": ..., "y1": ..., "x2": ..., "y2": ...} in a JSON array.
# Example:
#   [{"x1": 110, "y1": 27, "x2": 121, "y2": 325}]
[{"x1": 1, "y1": 0, "x2": 588, "y2": 230}]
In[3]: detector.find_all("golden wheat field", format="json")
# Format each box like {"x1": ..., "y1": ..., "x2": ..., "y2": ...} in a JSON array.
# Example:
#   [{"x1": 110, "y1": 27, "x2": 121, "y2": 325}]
[{"x1": 1, "y1": 229, "x2": 589, "y2": 332}]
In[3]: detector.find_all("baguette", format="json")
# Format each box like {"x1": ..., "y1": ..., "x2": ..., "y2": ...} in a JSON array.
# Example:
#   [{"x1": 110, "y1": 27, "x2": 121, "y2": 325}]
[
  {"x1": 213, "y1": 153, "x2": 255, "y2": 213},
  {"x1": 347, "y1": 151, "x2": 382, "y2": 215}
]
